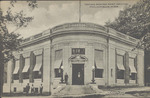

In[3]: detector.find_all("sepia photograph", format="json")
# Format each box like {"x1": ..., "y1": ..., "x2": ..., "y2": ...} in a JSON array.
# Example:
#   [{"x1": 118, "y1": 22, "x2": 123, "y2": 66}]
[{"x1": 0, "y1": 0, "x2": 150, "y2": 98}]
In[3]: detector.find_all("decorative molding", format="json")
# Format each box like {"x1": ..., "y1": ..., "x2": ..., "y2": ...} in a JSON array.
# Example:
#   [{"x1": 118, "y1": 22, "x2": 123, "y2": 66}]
[
  {"x1": 44, "y1": 47, "x2": 50, "y2": 51},
  {"x1": 19, "y1": 22, "x2": 139, "y2": 48},
  {"x1": 33, "y1": 49, "x2": 43, "y2": 55},
  {"x1": 116, "y1": 49, "x2": 125, "y2": 55},
  {"x1": 87, "y1": 43, "x2": 93, "y2": 46},
  {"x1": 51, "y1": 22, "x2": 107, "y2": 33},
  {"x1": 22, "y1": 52, "x2": 30, "y2": 58},
  {"x1": 129, "y1": 53, "x2": 137, "y2": 58},
  {"x1": 68, "y1": 55, "x2": 88, "y2": 62},
  {"x1": 14, "y1": 54, "x2": 20, "y2": 60}
]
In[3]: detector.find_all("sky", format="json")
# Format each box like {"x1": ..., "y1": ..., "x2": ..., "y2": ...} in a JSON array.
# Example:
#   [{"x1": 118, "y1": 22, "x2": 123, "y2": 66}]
[{"x1": 1, "y1": 0, "x2": 139, "y2": 38}]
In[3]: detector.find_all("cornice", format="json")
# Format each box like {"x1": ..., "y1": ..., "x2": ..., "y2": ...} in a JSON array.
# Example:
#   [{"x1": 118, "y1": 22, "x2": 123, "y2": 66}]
[{"x1": 19, "y1": 22, "x2": 139, "y2": 48}]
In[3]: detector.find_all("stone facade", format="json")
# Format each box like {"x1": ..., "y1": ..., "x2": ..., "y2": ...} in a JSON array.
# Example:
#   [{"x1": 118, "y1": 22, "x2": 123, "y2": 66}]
[{"x1": 3, "y1": 22, "x2": 144, "y2": 94}]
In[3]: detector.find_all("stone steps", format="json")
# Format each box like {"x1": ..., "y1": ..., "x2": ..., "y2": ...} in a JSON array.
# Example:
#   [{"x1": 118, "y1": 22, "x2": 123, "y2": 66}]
[{"x1": 52, "y1": 85, "x2": 105, "y2": 97}]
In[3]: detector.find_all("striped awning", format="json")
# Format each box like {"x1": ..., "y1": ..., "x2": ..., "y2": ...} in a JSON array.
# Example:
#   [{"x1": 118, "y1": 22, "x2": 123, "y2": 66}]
[
  {"x1": 22, "y1": 58, "x2": 30, "y2": 72},
  {"x1": 33, "y1": 64, "x2": 42, "y2": 71},
  {"x1": 54, "y1": 60, "x2": 62, "y2": 68},
  {"x1": 129, "y1": 65, "x2": 137, "y2": 73},
  {"x1": 22, "y1": 64, "x2": 30, "y2": 72},
  {"x1": 95, "y1": 60, "x2": 103, "y2": 69},
  {"x1": 13, "y1": 60, "x2": 19, "y2": 74},
  {"x1": 117, "y1": 64, "x2": 125, "y2": 70}
]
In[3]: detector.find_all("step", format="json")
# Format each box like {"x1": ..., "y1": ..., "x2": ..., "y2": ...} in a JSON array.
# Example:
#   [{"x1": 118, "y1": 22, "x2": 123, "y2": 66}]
[{"x1": 52, "y1": 85, "x2": 106, "y2": 97}]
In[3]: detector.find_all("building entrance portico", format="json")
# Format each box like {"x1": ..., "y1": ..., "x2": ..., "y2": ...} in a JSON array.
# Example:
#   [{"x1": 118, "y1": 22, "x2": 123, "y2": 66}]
[
  {"x1": 72, "y1": 64, "x2": 84, "y2": 85},
  {"x1": 69, "y1": 54, "x2": 88, "y2": 85}
]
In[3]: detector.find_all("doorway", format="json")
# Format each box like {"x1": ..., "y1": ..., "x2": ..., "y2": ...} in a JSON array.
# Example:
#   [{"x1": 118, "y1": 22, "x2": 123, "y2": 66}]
[{"x1": 72, "y1": 64, "x2": 84, "y2": 85}]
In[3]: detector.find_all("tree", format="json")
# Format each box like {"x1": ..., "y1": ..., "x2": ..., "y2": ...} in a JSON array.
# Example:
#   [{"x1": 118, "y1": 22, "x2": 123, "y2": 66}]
[
  {"x1": 105, "y1": 0, "x2": 150, "y2": 50},
  {"x1": 0, "y1": 0, "x2": 37, "y2": 96}
]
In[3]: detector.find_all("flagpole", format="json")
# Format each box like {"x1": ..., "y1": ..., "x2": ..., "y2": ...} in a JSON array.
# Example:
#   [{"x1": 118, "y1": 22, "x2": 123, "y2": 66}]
[{"x1": 79, "y1": 0, "x2": 81, "y2": 23}]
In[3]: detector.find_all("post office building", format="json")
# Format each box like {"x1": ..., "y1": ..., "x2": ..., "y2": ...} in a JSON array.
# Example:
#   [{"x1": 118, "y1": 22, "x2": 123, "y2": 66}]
[{"x1": 3, "y1": 22, "x2": 144, "y2": 94}]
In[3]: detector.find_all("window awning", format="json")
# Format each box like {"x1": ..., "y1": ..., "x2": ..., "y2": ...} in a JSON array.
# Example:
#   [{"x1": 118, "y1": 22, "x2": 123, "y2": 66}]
[
  {"x1": 13, "y1": 61, "x2": 19, "y2": 74},
  {"x1": 22, "y1": 65, "x2": 30, "y2": 73},
  {"x1": 117, "y1": 64, "x2": 125, "y2": 70},
  {"x1": 33, "y1": 64, "x2": 42, "y2": 71},
  {"x1": 129, "y1": 65, "x2": 137, "y2": 73},
  {"x1": 129, "y1": 58, "x2": 137, "y2": 73},
  {"x1": 54, "y1": 60, "x2": 62, "y2": 68},
  {"x1": 95, "y1": 60, "x2": 103, "y2": 69},
  {"x1": 22, "y1": 58, "x2": 30, "y2": 73}
]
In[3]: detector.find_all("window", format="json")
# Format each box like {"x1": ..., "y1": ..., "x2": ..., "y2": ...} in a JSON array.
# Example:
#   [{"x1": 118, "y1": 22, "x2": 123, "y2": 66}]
[
  {"x1": 54, "y1": 60, "x2": 62, "y2": 78},
  {"x1": 13, "y1": 60, "x2": 19, "y2": 80},
  {"x1": 23, "y1": 72, "x2": 29, "y2": 79},
  {"x1": 94, "y1": 50, "x2": 104, "y2": 78},
  {"x1": 54, "y1": 69, "x2": 62, "y2": 78},
  {"x1": 14, "y1": 74, "x2": 19, "y2": 80},
  {"x1": 33, "y1": 55, "x2": 43, "y2": 79},
  {"x1": 54, "y1": 49, "x2": 63, "y2": 78},
  {"x1": 130, "y1": 73, "x2": 136, "y2": 80},
  {"x1": 117, "y1": 70, "x2": 124, "y2": 79},
  {"x1": 129, "y1": 58, "x2": 137, "y2": 80},
  {"x1": 94, "y1": 50, "x2": 103, "y2": 68},
  {"x1": 95, "y1": 69, "x2": 103, "y2": 78},
  {"x1": 116, "y1": 55, "x2": 125, "y2": 79},
  {"x1": 34, "y1": 69, "x2": 42, "y2": 79},
  {"x1": 22, "y1": 58, "x2": 30, "y2": 79}
]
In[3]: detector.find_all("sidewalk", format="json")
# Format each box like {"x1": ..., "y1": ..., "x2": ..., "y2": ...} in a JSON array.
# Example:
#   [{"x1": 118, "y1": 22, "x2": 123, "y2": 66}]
[
  {"x1": 3, "y1": 86, "x2": 150, "y2": 98},
  {"x1": 103, "y1": 86, "x2": 150, "y2": 97},
  {"x1": 103, "y1": 86, "x2": 150, "y2": 94}
]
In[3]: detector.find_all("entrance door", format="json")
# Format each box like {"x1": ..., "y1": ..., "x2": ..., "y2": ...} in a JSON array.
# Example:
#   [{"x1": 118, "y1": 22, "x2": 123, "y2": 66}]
[{"x1": 72, "y1": 64, "x2": 84, "y2": 85}]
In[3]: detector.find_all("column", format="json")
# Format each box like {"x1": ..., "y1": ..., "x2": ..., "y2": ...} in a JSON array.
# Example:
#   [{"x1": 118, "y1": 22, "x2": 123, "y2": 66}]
[
  {"x1": 7, "y1": 59, "x2": 13, "y2": 93},
  {"x1": 124, "y1": 52, "x2": 129, "y2": 84},
  {"x1": 29, "y1": 51, "x2": 35, "y2": 83},
  {"x1": 19, "y1": 54, "x2": 24, "y2": 83},
  {"x1": 135, "y1": 55, "x2": 138, "y2": 84},
  {"x1": 11, "y1": 59, "x2": 15, "y2": 83},
  {"x1": 137, "y1": 51, "x2": 144, "y2": 86}
]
